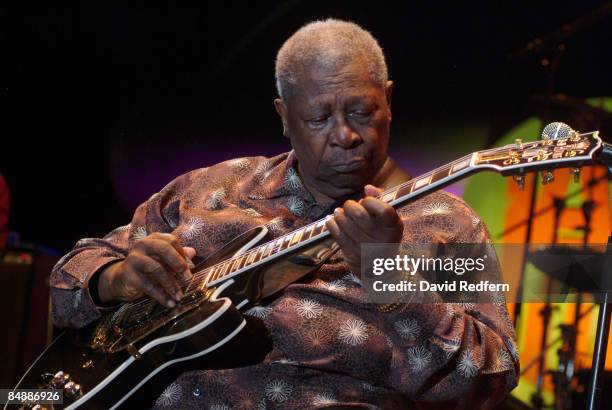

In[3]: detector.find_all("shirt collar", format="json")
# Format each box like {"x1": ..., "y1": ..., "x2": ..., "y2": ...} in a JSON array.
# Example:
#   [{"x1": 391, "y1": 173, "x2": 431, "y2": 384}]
[{"x1": 249, "y1": 150, "x2": 316, "y2": 204}]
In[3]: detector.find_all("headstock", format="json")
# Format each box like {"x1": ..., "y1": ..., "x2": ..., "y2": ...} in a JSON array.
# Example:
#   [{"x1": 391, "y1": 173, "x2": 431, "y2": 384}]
[{"x1": 474, "y1": 122, "x2": 603, "y2": 189}]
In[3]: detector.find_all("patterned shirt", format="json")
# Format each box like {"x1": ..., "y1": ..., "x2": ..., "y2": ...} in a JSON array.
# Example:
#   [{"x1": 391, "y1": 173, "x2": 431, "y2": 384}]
[{"x1": 51, "y1": 151, "x2": 518, "y2": 409}]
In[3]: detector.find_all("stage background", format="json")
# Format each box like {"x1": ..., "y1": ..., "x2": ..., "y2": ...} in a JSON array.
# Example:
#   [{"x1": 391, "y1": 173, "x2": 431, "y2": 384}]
[{"x1": 3, "y1": 1, "x2": 612, "y2": 405}]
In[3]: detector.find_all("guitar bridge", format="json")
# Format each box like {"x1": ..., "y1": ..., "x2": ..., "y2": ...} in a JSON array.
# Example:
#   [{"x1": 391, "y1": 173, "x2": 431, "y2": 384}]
[{"x1": 127, "y1": 344, "x2": 142, "y2": 359}]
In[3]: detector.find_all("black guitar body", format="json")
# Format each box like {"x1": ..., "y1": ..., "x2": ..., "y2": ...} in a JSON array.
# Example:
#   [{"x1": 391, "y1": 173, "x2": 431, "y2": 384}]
[
  {"x1": 14, "y1": 297, "x2": 245, "y2": 409},
  {"x1": 10, "y1": 225, "x2": 338, "y2": 409},
  {"x1": 10, "y1": 228, "x2": 274, "y2": 409}
]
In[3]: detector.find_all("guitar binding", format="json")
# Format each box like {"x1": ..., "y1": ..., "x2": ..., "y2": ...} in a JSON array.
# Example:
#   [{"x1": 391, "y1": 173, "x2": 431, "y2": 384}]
[{"x1": 90, "y1": 288, "x2": 212, "y2": 353}]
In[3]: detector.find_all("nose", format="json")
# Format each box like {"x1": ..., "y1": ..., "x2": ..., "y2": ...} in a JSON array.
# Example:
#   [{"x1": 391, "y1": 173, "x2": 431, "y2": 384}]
[{"x1": 329, "y1": 117, "x2": 362, "y2": 149}]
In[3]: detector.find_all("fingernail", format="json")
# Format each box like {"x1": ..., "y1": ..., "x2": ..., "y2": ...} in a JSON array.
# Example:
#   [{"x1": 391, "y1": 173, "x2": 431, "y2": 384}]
[
  {"x1": 334, "y1": 208, "x2": 340, "y2": 215},
  {"x1": 167, "y1": 300, "x2": 176, "y2": 308}
]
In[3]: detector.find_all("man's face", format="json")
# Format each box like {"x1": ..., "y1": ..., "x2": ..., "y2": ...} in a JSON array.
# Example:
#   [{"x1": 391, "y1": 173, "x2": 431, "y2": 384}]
[{"x1": 275, "y1": 61, "x2": 392, "y2": 200}]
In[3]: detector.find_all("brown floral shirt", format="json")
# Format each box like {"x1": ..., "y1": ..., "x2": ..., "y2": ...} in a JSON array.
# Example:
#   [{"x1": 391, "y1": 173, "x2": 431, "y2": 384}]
[{"x1": 51, "y1": 151, "x2": 518, "y2": 409}]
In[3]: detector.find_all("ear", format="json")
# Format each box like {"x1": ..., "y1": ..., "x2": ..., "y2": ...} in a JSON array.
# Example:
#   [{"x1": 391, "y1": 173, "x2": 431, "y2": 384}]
[
  {"x1": 274, "y1": 98, "x2": 290, "y2": 138},
  {"x1": 384, "y1": 80, "x2": 393, "y2": 118}
]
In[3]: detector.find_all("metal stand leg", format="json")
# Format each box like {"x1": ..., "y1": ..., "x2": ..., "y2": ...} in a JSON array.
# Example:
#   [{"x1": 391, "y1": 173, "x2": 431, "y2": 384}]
[
  {"x1": 586, "y1": 292, "x2": 612, "y2": 410},
  {"x1": 585, "y1": 235, "x2": 612, "y2": 410}
]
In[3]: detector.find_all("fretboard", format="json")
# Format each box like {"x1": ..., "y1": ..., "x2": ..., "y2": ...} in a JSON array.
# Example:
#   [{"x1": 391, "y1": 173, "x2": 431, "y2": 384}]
[{"x1": 202, "y1": 153, "x2": 476, "y2": 287}]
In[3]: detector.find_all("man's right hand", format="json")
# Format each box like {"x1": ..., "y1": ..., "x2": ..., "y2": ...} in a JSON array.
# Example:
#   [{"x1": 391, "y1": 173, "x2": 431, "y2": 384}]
[{"x1": 97, "y1": 232, "x2": 196, "y2": 308}]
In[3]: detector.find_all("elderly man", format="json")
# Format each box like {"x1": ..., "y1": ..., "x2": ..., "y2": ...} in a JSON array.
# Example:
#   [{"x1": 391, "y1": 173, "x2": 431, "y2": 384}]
[{"x1": 51, "y1": 19, "x2": 518, "y2": 409}]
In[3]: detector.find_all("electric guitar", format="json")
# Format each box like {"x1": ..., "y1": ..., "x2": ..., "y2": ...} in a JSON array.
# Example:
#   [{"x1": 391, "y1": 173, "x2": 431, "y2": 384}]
[{"x1": 8, "y1": 123, "x2": 611, "y2": 409}]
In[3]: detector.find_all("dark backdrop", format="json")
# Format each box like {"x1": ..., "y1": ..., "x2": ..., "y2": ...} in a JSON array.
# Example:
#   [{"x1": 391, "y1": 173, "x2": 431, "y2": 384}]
[{"x1": 3, "y1": 1, "x2": 612, "y2": 252}]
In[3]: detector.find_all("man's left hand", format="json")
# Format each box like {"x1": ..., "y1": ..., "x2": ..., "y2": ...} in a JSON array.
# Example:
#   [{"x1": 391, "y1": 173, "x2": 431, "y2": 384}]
[{"x1": 326, "y1": 184, "x2": 404, "y2": 274}]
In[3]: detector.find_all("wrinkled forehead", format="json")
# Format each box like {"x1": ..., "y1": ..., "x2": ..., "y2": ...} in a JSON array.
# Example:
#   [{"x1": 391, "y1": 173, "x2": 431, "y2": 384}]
[{"x1": 287, "y1": 61, "x2": 385, "y2": 107}]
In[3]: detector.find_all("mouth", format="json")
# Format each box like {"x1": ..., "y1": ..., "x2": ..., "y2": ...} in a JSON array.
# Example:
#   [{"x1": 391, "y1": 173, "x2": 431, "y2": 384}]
[{"x1": 328, "y1": 157, "x2": 367, "y2": 172}]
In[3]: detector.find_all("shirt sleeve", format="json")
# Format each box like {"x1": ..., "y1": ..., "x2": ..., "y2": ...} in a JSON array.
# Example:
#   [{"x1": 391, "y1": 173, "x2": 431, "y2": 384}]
[
  {"x1": 386, "y1": 193, "x2": 519, "y2": 408},
  {"x1": 49, "y1": 205, "x2": 144, "y2": 328},
  {"x1": 49, "y1": 168, "x2": 197, "y2": 329}
]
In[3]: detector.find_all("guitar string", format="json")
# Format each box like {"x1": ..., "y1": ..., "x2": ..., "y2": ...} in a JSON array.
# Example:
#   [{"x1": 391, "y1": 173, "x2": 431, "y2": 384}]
[
  {"x1": 124, "y1": 152, "x2": 488, "y2": 316},
  {"x1": 124, "y1": 148, "x2": 511, "y2": 316},
  {"x1": 123, "y1": 141, "x2": 561, "y2": 316}
]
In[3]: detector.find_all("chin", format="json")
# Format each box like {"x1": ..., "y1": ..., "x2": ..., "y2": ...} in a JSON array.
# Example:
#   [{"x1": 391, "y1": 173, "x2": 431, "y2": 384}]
[{"x1": 328, "y1": 173, "x2": 370, "y2": 193}]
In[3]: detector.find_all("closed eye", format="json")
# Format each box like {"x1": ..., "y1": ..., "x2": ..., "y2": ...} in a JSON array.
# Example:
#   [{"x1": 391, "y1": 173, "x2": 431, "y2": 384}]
[
  {"x1": 350, "y1": 110, "x2": 372, "y2": 117},
  {"x1": 307, "y1": 115, "x2": 330, "y2": 128}
]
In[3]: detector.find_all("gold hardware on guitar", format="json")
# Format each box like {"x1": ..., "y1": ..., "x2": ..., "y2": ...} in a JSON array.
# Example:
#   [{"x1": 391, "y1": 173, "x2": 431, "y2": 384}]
[
  {"x1": 541, "y1": 171, "x2": 555, "y2": 185},
  {"x1": 515, "y1": 138, "x2": 524, "y2": 149},
  {"x1": 127, "y1": 344, "x2": 142, "y2": 360},
  {"x1": 513, "y1": 174, "x2": 525, "y2": 190}
]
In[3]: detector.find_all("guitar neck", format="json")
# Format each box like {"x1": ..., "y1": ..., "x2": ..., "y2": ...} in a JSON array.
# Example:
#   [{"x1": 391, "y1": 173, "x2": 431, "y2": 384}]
[
  {"x1": 378, "y1": 154, "x2": 476, "y2": 208},
  {"x1": 203, "y1": 153, "x2": 478, "y2": 287},
  {"x1": 202, "y1": 130, "x2": 604, "y2": 287}
]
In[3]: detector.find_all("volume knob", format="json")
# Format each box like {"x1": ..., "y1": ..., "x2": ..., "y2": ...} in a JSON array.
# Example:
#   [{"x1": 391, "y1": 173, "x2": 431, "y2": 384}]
[
  {"x1": 50, "y1": 371, "x2": 70, "y2": 388},
  {"x1": 64, "y1": 381, "x2": 82, "y2": 397}
]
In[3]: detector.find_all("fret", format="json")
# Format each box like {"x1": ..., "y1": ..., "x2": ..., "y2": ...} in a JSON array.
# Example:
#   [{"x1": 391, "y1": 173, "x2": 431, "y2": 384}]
[
  {"x1": 262, "y1": 242, "x2": 275, "y2": 258},
  {"x1": 279, "y1": 235, "x2": 293, "y2": 251},
  {"x1": 320, "y1": 221, "x2": 328, "y2": 233},
  {"x1": 254, "y1": 245, "x2": 266, "y2": 262},
  {"x1": 211, "y1": 265, "x2": 223, "y2": 282},
  {"x1": 254, "y1": 244, "x2": 268, "y2": 262},
  {"x1": 302, "y1": 223, "x2": 315, "y2": 240},
  {"x1": 235, "y1": 255, "x2": 247, "y2": 271},
  {"x1": 206, "y1": 265, "x2": 216, "y2": 282},
  {"x1": 431, "y1": 166, "x2": 452, "y2": 184},
  {"x1": 201, "y1": 268, "x2": 214, "y2": 288},
  {"x1": 270, "y1": 238, "x2": 284, "y2": 255},
  {"x1": 290, "y1": 228, "x2": 304, "y2": 246},
  {"x1": 218, "y1": 261, "x2": 230, "y2": 277},
  {"x1": 310, "y1": 222, "x2": 322, "y2": 237},
  {"x1": 249, "y1": 248, "x2": 261, "y2": 264},
  {"x1": 311, "y1": 219, "x2": 327, "y2": 236},
  {"x1": 246, "y1": 250, "x2": 257, "y2": 265},
  {"x1": 380, "y1": 189, "x2": 398, "y2": 203},
  {"x1": 412, "y1": 175, "x2": 432, "y2": 192},
  {"x1": 207, "y1": 265, "x2": 218, "y2": 282},
  {"x1": 394, "y1": 183, "x2": 413, "y2": 201},
  {"x1": 226, "y1": 258, "x2": 237, "y2": 273},
  {"x1": 450, "y1": 156, "x2": 471, "y2": 173}
]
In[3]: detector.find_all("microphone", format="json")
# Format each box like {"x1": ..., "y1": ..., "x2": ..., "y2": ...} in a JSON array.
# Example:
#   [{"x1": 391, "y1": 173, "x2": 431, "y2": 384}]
[{"x1": 541, "y1": 122, "x2": 574, "y2": 140}]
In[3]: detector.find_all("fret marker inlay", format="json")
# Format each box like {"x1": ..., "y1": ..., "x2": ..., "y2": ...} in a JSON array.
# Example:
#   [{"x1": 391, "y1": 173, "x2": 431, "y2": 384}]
[
  {"x1": 413, "y1": 176, "x2": 431, "y2": 190},
  {"x1": 451, "y1": 157, "x2": 470, "y2": 173}
]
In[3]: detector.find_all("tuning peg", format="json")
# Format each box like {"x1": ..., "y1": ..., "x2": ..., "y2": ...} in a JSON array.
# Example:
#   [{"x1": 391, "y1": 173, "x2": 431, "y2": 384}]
[
  {"x1": 513, "y1": 175, "x2": 525, "y2": 190},
  {"x1": 515, "y1": 138, "x2": 523, "y2": 149},
  {"x1": 571, "y1": 168, "x2": 581, "y2": 182},
  {"x1": 569, "y1": 130, "x2": 581, "y2": 142},
  {"x1": 541, "y1": 171, "x2": 554, "y2": 185}
]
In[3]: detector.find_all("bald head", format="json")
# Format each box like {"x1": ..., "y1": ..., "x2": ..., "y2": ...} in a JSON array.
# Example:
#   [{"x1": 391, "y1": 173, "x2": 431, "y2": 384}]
[{"x1": 275, "y1": 19, "x2": 388, "y2": 100}]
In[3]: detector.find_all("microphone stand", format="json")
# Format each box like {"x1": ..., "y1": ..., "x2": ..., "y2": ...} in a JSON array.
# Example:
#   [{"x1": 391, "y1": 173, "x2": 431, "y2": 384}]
[
  {"x1": 585, "y1": 234, "x2": 612, "y2": 410},
  {"x1": 585, "y1": 144, "x2": 612, "y2": 410},
  {"x1": 532, "y1": 196, "x2": 565, "y2": 410}
]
